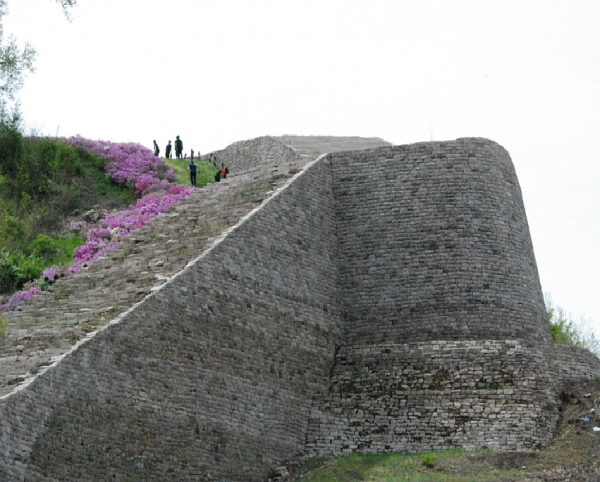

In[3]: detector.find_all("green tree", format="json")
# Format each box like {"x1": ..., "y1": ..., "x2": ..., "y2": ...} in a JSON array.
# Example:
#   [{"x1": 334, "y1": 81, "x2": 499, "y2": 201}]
[
  {"x1": 545, "y1": 292, "x2": 600, "y2": 356},
  {"x1": 0, "y1": 0, "x2": 76, "y2": 105}
]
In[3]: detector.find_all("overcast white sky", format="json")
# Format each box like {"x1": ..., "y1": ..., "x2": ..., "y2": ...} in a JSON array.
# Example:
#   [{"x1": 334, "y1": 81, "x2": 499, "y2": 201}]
[{"x1": 4, "y1": 0, "x2": 600, "y2": 332}]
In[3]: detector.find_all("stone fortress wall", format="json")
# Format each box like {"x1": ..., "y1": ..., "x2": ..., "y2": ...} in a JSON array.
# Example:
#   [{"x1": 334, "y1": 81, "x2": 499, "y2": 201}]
[
  {"x1": 331, "y1": 140, "x2": 551, "y2": 345},
  {"x1": 0, "y1": 136, "x2": 599, "y2": 481}
]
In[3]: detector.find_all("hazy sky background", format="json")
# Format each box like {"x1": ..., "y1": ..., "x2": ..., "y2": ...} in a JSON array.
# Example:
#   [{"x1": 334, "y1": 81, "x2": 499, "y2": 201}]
[{"x1": 4, "y1": 0, "x2": 600, "y2": 332}]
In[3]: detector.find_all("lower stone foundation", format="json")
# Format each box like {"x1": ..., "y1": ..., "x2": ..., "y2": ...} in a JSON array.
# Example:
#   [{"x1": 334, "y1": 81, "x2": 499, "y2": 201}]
[{"x1": 306, "y1": 340, "x2": 568, "y2": 456}]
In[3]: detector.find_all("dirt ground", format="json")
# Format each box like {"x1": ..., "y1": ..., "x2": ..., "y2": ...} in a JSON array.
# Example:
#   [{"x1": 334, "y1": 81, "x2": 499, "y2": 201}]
[{"x1": 513, "y1": 379, "x2": 600, "y2": 481}]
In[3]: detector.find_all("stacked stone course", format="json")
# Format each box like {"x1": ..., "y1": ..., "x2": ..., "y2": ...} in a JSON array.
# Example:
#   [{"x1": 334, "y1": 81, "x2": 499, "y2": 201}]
[{"x1": 0, "y1": 135, "x2": 599, "y2": 481}]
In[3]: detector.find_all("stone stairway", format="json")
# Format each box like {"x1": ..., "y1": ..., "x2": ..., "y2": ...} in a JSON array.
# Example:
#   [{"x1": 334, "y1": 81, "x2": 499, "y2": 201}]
[{"x1": 0, "y1": 135, "x2": 391, "y2": 398}]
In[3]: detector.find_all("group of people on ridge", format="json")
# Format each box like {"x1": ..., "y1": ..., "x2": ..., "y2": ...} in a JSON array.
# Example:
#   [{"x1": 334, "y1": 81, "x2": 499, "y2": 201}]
[
  {"x1": 152, "y1": 137, "x2": 229, "y2": 188},
  {"x1": 153, "y1": 136, "x2": 184, "y2": 160}
]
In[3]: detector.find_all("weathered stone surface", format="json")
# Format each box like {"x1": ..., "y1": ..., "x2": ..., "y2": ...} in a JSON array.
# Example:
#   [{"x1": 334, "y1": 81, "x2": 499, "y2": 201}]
[{"x1": 0, "y1": 135, "x2": 598, "y2": 481}]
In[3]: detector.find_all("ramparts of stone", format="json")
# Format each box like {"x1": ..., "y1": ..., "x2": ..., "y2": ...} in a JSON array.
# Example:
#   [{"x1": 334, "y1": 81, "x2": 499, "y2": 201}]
[
  {"x1": 0, "y1": 135, "x2": 599, "y2": 481},
  {"x1": 0, "y1": 138, "x2": 374, "y2": 480},
  {"x1": 0, "y1": 139, "x2": 313, "y2": 398}
]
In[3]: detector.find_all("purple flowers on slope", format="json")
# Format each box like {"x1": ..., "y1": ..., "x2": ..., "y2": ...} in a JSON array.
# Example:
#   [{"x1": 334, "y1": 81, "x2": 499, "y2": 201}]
[
  {"x1": 1, "y1": 284, "x2": 41, "y2": 311},
  {"x1": 65, "y1": 138, "x2": 175, "y2": 195},
  {"x1": 72, "y1": 184, "x2": 194, "y2": 266},
  {"x1": 1, "y1": 138, "x2": 196, "y2": 311}
]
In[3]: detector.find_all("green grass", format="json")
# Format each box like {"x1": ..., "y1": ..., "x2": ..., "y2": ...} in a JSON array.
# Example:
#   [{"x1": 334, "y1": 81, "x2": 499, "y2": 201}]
[
  {"x1": 164, "y1": 158, "x2": 217, "y2": 188},
  {"x1": 291, "y1": 450, "x2": 526, "y2": 482},
  {"x1": 30, "y1": 234, "x2": 83, "y2": 266},
  {"x1": 0, "y1": 314, "x2": 7, "y2": 339},
  {"x1": 86, "y1": 167, "x2": 136, "y2": 204}
]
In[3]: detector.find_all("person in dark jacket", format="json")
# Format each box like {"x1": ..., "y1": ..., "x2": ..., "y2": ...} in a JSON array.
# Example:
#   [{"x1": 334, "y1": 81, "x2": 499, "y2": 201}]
[
  {"x1": 165, "y1": 141, "x2": 172, "y2": 159},
  {"x1": 189, "y1": 160, "x2": 197, "y2": 187},
  {"x1": 175, "y1": 136, "x2": 183, "y2": 159},
  {"x1": 153, "y1": 140, "x2": 160, "y2": 157},
  {"x1": 214, "y1": 170, "x2": 221, "y2": 183}
]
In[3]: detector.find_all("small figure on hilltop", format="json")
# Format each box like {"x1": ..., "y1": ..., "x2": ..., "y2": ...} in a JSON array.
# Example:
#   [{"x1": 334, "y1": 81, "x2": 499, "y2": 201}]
[
  {"x1": 153, "y1": 140, "x2": 160, "y2": 157},
  {"x1": 190, "y1": 149, "x2": 194, "y2": 161},
  {"x1": 220, "y1": 166, "x2": 227, "y2": 179},
  {"x1": 165, "y1": 141, "x2": 172, "y2": 159},
  {"x1": 175, "y1": 135, "x2": 183, "y2": 159},
  {"x1": 214, "y1": 170, "x2": 221, "y2": 183},
  {"x1": 188, "y1": 159, "x2": 197, "y2": 187}
]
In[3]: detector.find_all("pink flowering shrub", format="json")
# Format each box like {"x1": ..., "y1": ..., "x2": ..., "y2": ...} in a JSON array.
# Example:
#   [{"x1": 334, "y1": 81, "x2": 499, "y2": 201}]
[
  {"x1": 72, "y1": 185, "x2": 195, "y2": 265},
  {"x1": 1, "y1": 137, "x2": 197, "y2": 312},
  {"x1": 1, "y1": 283, "x2": 41, "y2": 311},
  {"x1": 42, "y1": 266, "x2": 60, "y2": 280},
  {"x1": 64, "y1": 137, "x2": 174, "y2": 196}
]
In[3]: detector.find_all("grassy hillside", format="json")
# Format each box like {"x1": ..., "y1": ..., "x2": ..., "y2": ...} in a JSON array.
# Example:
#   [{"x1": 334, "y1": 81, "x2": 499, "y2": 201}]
[{"x1": 0, "y1": 130, "x2": 130, "y2": 294}]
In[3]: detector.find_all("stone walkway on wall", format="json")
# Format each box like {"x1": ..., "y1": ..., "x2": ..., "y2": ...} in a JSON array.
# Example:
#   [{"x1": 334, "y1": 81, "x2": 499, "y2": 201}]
[{"x1": 0, "y1": 135, "x2": 391, "y2": 399}]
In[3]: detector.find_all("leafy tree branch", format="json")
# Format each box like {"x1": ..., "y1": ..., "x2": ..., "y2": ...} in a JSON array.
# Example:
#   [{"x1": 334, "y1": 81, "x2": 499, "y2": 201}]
[
  {"x1": 545, "y1": 292, "x2": 600, "y2": 356},
  {"x1": 0, "y1": 0, "x2": 76, "y2": 105}
]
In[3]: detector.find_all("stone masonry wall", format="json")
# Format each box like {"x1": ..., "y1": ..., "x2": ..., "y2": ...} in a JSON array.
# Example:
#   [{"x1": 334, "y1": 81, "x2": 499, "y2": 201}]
[
  {"x1": 305, "y1": 342, "x2": 600, "y2": 458},
  {"x1": 304, "y1": 137, "x2": 600, "y2": 459},
  {"x1": 330, "y1": 138, "x2": 551, "y2": 345},
  {"x1": 306, "y1": 340, "x2": 560, "y2": 456},
  {"x1": 0, "y1": 144, "x2": 305, "y2": 398},
  {"x1": 0, "y1": 155, "x2": 343, "y2": 481},
  {"x1": 208, "y1": 135, "x2": 392, "y2": 174},
  {"x1": 551, "y1": 344, "x2": 600, "y2": 382},
  {"x1": 1, "y1": 135, "x2": 599, "y2": 480}
]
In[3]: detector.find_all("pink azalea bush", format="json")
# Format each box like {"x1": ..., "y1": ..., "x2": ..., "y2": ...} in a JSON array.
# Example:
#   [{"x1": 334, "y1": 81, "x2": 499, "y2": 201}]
[
  {"x1": 1, "y1": 138, "x2": 196, "y2": 311},
  {"x1": 64, "y1": 137, "x2": 174, "y2": 195},
  {"x1": 1, "y1": 283, "x2": 41, "y2": 311},
  {"x1": 42, "y1": 266, "x2": 60, "y2": 280}
]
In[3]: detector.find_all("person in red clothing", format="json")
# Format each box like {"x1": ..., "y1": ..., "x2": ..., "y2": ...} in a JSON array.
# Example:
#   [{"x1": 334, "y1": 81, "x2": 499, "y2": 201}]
[{"x1": 220, "y1": 167, "x2": 227, "y2": 179}]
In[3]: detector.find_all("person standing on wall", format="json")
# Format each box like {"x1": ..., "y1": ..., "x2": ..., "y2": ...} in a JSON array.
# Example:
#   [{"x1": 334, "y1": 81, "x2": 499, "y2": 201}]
[
  {"x1": 165, "y1": 140, "x2": 172, "y2": 159},
  {"x1": 189, "y1": 159, "x2": 197, "y2": 187},
  {"x1": 175, "y1": 135, "x2": 183, "y2": 159},
  {"x1": 153, "y1": 140, "x2": 160, "y2": 157}
]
